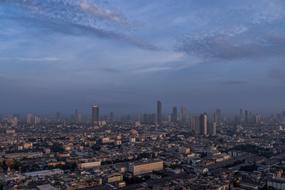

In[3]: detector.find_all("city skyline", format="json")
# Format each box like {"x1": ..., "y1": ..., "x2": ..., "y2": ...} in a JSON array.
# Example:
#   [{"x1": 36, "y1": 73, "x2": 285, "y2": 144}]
[
  {"x1": 2, "y1": 1, "x2": 285, "y2": 189},
  {"x1": 0, "y1": 100, "x2": 283, "y2": 116},
  {"x1": 1, "y1": 0, "x2": 285, "y2": 113}
]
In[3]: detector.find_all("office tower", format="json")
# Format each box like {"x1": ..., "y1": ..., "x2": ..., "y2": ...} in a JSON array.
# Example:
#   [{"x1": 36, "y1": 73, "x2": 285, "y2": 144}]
[
  {"x1": 91, "y1": 105, "x2": 100, "y2": 126},
  {"x1": 171, "y1": 106, "x2": 178, "y2": 123},
  {"x1": 156, "y1": 100, "x2": 162, "y2": 125},
  {"x1": 191, "y1": 116, "x2": 200, "y2": 134},
  {"x1": 211, "y1": 122, "x2": 217, "y2": 136},
  {"x1": 181, "y1": 106, "x2": 188, "y2": 123},
  {"x1": 200, "y1": 113, "x2": 208, "y2": 136}
]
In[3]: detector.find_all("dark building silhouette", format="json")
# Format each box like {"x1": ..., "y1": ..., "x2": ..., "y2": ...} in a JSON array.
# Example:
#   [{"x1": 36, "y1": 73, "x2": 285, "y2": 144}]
[
  {"x1": 171, "y1": 106, "x2": 178, "y2": 123},
  {"x1": 200, "y1": 113, "x2": 208, "y2": 136},
  {"x1": 92, "y1": 105, "x2": 99, "y2": 126}
]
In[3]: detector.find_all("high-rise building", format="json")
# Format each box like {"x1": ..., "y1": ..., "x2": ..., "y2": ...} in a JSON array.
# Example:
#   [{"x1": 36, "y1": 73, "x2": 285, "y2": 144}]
[
  {"x1": 200, "y1": 113, "x2": 208, "y2": 136},
  {"x1": 156, "y1": 100, "x2": 162, "y2": 125},
  {"x1": 181, "y1": 106, "x2": 188, "y2": 123},
  {"x1": 191, "y1": 116, "x2": 200, "y2": 134},
  {"x1": 92, "y1": 105, "x2": 100, "y2": 126},
  {"x1": 211, "y1": 122, "x2": 217, "y2": 136},
  {"x1": 171, "y1": 106, "x2": 178, "y2": 123}
]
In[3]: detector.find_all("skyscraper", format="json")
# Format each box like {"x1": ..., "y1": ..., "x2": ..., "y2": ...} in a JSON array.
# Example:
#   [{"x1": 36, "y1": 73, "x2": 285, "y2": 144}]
[
  {"x1": 191, "y1": 116, "x2": 200, "y2": 134},
  {"x1": 157, "y1": 100, "x2": 162, "y2": 125},
  {"x1": 200, "y1": 113, "x2": 208, "y2": 136},
  {"x1": 171, "y1": 106, "x2": 178, "y2": 123},
  {"x1": 92, "y1": 105, "x2": 100, "y2": 126},
  {"x1": 211, "y1": 122, "x2": 217, "y2": 136},
  {"x1": 180, "y1": 106, "x2": 188, "y2": 123}
]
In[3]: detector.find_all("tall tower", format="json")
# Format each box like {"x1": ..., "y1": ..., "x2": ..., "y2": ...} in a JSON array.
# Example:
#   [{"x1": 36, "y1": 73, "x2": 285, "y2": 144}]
[
  {"x1": 171, "y1": 106, "x2": 178, "y2": 123},
  {"x1": 91, "y1": 105, "x2": 99, "y2": 126},
  {"x1": 181, "y1": 106, "x2": 188, "y2": 123},
  {"x1": 200, "y1": 113, "x2": 208, "y2": 136},
  {"x1": 157, "y1": 101, "x2": 162, "y2": 125},
  {"x1": 211, "y1": 122, "x2": 217, "y2": 136},
  {"x1": 191, "y1": 116, "x2": 200, "y2": 134}
]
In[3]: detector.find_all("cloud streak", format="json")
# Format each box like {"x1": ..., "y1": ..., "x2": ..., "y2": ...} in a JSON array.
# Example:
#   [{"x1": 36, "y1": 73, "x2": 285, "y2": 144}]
[
  {"x1": 79, "y1": 0, "x2": 129, "y2": 26},
  {"x1": 2, "y1": 0, "x2": 157, "y2": 50},
  {"x1": 0, "y1": 56, "x2": 61, "y2": 63},
  {"x1": 175, "y1": 0, "x2": 285, "y2": 61},
  {"x1": 178, "y1": 23, "x2": 285, "y2": 61}
]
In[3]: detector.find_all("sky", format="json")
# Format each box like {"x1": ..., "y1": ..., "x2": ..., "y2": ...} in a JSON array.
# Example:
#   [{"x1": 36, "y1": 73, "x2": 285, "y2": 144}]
[{"x1": 0, "y1": 0, "x2": 285, "y2": 114}]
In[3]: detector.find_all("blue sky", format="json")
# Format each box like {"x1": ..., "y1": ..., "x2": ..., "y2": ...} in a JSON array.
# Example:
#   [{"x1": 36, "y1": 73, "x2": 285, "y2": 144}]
[{"x1": 0, "y1": 0, "x2": 285, "y2": 113}]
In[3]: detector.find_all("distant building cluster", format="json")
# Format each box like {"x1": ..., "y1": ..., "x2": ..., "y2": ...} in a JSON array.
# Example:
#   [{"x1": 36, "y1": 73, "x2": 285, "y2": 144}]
[{"x1": 0, "y1": 102, "x2": 285, "y2": 189}]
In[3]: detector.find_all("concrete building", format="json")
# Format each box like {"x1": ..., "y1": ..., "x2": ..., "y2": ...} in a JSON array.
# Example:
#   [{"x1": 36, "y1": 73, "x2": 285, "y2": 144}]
[
  {"x1": 92, "y1": 105, "x2": 100, "y2": 126},
  {"x1": 171, "y1": 107, "x2": 178, "y2": 123},
  {"x1": 78, "y1": 160, "x2": 101, "y2": 169},
  {"x1": 129, "y1": 160, "x2": 163, "y2": 176},
  {"x1": 200, "y1": 113, "x2": 208, "y2": 136}
]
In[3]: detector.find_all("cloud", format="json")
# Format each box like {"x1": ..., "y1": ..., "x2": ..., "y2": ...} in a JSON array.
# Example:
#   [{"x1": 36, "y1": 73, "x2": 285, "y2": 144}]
[
  {"x1": 79, "y1": 0, "x2": 128, "y2": 26},
  {"x1": 174, "y1": 0, "x2": 285, "y2": 61},
  {"x1": 0, "y1": 57, "x2": 61, "y2": 63},
  {"x1": 2, "y1": 0, "x2": 157, "y2": 50},
  {"x1": 178, "y1": 23, "x2": 285, "y2": 61}
]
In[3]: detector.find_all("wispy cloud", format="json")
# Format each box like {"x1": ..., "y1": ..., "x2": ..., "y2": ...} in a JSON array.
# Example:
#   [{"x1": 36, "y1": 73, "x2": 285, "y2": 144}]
[
  {"x1": 178, "y1": 23, "x2": 285, "y2": 61},
  {"x1": 79, "y1": 0, "x2": 129, "y2": 26},
  {"x1": 0, "y1": 56, "x2": 61, "y2": 63},
  {"x1": 176, "y1": 0, "x2": 285, "y2": 61},
  {"x1": 2, "y1": 0, "x2": 157, "y2": 50}
]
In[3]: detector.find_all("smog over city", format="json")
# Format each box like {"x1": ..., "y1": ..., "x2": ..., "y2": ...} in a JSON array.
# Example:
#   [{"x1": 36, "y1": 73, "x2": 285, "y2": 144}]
[{"x1": 0, "y1": 0, "x2": 285, "y2": 189}]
